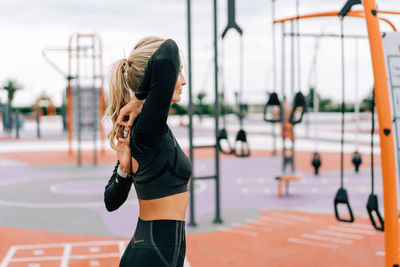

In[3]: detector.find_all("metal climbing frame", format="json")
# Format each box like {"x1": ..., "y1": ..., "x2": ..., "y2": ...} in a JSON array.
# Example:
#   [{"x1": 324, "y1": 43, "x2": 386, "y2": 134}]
[
  {"x1": 275, "y1": 2, "x2": 400, "y2": 266},
  {"x1": 67, "y1": 33, "x2": 106, "y2": 166},
  {"x1": 186, "y1": 0, "x2": 223, "y2": 226},
  {"x1": 43, "y1": 33, "x2": 106, "y2": 166}
]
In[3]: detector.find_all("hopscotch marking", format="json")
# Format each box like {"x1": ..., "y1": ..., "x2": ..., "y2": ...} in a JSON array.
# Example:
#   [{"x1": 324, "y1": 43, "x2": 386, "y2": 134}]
[
  {"x1": 1, "y1": 240, "x2": 192, "y2": 267},
  {"x1": 60, "y1": 244, "x2": 71, "y2": 267},
  {"x1": 0, "y1": 246, "x2": 16, "y2": 267}
]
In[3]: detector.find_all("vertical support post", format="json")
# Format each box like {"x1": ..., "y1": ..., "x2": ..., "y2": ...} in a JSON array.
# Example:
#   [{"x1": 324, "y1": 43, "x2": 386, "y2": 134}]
[
  {"x1": 67, "y1": 34, "x2": 74, "y2": 156},
  {"x1": 281, "y1": 22, "x2": 286, "y2": 173},
  {"x1": 187, "y1": 0, "x2": 196, "y2": 227},
  {"x1": 213, "y1": 0, "x2": 222, "y2": 224},
  {"x1": 271, "y1": 0, "x2": 277, "y2": 156},
  {"x1": 36, "y1": 105, "x2": 41, "y2": 138},
  {"x1": 361, "y1": 1, "x2": 400, "y2": 266},
  {"x1": 15, "y1": 109, "x2": 19, "y2": 139},
  {"x1": 77, "y1": 36, "x2": 82, "y2": 167},
  {"x1": 290, "y1": 21, "x2": 295, "y2": 99},
  {"x1": 98, "y1": 36, "x2": 106, "y2": 155},
  {"x1": 62, "y1": 89, "x2": 67, "y2": 132},
  {"x1": 355, "y1": 39, "x2": 360, "y2": 147},
  {"x1": 92, "y1": 38, "x2": 97, "y2": 166}
]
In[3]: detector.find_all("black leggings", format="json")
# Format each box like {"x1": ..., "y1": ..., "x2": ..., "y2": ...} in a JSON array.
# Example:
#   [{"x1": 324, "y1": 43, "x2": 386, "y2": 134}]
[{"x1": 119, "y1": 218, "x2": 186, "y2": 267}]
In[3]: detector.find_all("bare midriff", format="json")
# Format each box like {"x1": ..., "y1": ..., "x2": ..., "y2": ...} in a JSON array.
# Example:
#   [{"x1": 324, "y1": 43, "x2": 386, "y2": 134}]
[
  {"x1": 131, "y1": 156, "x2": 189, "y2": 221},
  {"x1": 138, "y1": 191, "x2": 189, "y2": 221}
]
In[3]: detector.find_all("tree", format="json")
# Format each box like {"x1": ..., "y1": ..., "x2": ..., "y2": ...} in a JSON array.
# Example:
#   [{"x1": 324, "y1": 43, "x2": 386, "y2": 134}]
[
  {"x1": 360, "y1": 89, "x2": 374, "y2": 112},
  {"x1": 195, "y1": 92, "x2": 207, "y2": 121},
  {"x1": 2, "y1": 79, "x2": 22, "y2": 107}
]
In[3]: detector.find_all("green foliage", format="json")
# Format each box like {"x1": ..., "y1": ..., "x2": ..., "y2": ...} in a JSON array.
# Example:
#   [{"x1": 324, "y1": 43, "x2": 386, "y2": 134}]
[
  {"x1": 2, "y1": 79, "x2": 22, "y2": 106},
  {"x1": 171, "y1": 103, "x2": 187, "y2": 116},
  {"x1": 360, "y1": 90, "x2": 373, "y2": 112}
]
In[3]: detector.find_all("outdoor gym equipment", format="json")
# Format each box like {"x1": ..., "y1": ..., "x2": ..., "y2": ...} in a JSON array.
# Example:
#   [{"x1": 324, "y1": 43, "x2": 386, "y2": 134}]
[
  {"x1": 217, "y1": 0, "x2": 250, "y2": 157},
  {"x1": 334, "y1": 17, "x2": 355, "y2": 223},
  {"x1": 43, "y1": 33, "x2": 105, "y2": 166},
  {"x1": 263, "y1": 0, "x2": 281, "y2": 156},
  {"x1": 308, "y1": 33, "x2": 323, "y2": 175},
  {"x1": 353, "y1": 42, "x2": 363, "y2": 173},
  {"x1": 367, "y1": 92, "x2": 384, "y2": 231},
  {"x1": 187, "y1": 0, "x2": 223, "y2": 227}
]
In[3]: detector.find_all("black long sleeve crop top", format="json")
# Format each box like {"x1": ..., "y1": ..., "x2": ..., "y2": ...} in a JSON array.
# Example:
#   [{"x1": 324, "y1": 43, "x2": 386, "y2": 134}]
[{"x1": 104, "y1": 39, "x2": 192, "y2": 211}]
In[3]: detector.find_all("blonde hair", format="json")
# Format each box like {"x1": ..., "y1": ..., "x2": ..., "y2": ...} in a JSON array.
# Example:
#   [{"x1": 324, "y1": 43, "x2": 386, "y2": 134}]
[{"x1": 105, "y1": 36, "x2": 165, "y2": 150}]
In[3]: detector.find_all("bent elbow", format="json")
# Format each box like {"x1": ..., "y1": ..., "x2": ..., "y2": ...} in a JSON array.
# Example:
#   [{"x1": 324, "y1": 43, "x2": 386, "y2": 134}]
[
  {"x1": 104, "y1": 195, "x2": 119, "y2": 212},
  {"x1": 105, "y1": 203, "x2": 117, "y2": 212}
]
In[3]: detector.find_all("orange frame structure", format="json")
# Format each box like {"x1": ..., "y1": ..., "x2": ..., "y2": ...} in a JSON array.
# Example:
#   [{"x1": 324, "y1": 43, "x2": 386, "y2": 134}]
[
  {"x1": 274, "y1": 1, "x2": 400, "y2": 266},
  {"x1": 67, "y1": 33, "x2": 106, "y2": 162}
]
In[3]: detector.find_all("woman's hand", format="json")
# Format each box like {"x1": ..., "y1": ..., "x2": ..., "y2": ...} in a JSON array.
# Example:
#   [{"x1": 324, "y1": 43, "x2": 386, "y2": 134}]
[
  {"x1": 117, "y1": 96, "x2": 145, "y2": 128},
  {"x1": 116, "y1": 128, "x2": 132, "y2": 173}
]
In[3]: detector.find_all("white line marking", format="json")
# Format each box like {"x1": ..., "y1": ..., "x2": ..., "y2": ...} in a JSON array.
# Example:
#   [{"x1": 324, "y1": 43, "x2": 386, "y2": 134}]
[
  {"x1": 288, "y1": 238, "x2": 338, "y2": 249},
  {"x1": 33, "y1": 250, "x2": 44, "y2": 256},
  {"x1": 217, "y1": 226, "x2": 258, "y2": 237},
  {"x1": 301, "y1": 233, "x2": 352, "y2": 244},
  {"x1": 231, "y1": 222, "x2": 271, "y2": 233},
  {"x1": 315, "y1": 230, "x2": 364, "y2": 240},
  {"x1": 89, "y1": 247, "x2": 100, "y2": 253},
  {"x1": 241, "y1": 187, "x2": 270, "y2": 195},
  {"x1": 245, "y1": 219, "x2": 285, "y2": 228},
  {"x1": 338, "y1": 222, "x2": 374, "y2": 230},
  {"x1": 0, "y1": 246, "x2": 17, "y2": 267},
  {"x1": 0, "y1": 199, "x2": 138, "y2": 208},
  {"x1": 376, "y1": 251, "x2": 385, "y2": 256},
  {"x1": 70, "y1": 253, "x2": 120, "y2": 260},
  {"x1": 12, "y1": 240, "x2": 127, "y2": 249},
  {"x1": 10, "y1": 256, "x2": 62, "y2": 262},
  {"x1": 270, "y1": 212, "x2": 311, "y2": 222},
  {"x1": 90, "y1": 260, "x2": 100, "y2": 266},
  {"x1": 118, "y1": 241, "x2": 126, "y2": 257},
  {"x1": 184, "y1": 257, "x2": 192, "y2": 267},
  {"x1": 60, "y1": 244, "x2": 71, "y2": 267},
  {"x1": 327, "y1": 226, "x2": 377, "y2": 235},
  {"x1": 10, "y1": 253, "x2": 121, "y2": 262},
  {"x1": 259, "y1": 216, "x2": 298, "y2": 225}
]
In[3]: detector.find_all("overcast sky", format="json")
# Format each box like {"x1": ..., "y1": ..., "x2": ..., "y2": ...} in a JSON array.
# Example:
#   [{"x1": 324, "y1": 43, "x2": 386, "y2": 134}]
[{"x1": 0, "y1": 0, "x2": 399, "y2": 107}]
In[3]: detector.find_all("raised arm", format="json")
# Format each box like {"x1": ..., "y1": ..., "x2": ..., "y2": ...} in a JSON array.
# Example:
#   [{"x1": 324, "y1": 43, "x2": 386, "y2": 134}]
[
  {"x1": 133, "y1": 39, "x2": 180, "y2": 138},
  {"x1": 104, "y1": 161, "x2": 133, "y2": 212}
]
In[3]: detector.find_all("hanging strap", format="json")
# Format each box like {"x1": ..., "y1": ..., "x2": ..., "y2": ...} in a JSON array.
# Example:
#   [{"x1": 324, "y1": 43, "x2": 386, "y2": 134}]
[
  {"x1": 264, "y1": 0, "x2": 282, "y2": 124},
  {"x1": 367, "y1": 92, "x2": 384, "y2": 231},
  {"x1": 334, "y1": 18, "x2": 354, "y2": 223}
]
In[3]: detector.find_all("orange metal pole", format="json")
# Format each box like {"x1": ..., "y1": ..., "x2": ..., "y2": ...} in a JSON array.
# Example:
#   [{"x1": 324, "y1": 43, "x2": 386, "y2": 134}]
[
  {"x1": 67, "y1": 34, "x2": 74, "y2": 156},
  {"x1": 378, "y1": 10, "x2": 400, "y2": 16},
  {"x1": 362, "y1": 1, "x2": 400, "y2": 266},
  {"x1": 97, "y1": 34, "x2": 106, "y2": 155},
  {"x1": 273, "y1": 10, "x2": 397, "y2": 31}
]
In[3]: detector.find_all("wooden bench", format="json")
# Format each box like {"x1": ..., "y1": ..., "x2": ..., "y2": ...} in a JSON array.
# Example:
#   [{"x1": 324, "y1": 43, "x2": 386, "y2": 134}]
[{"x1": 275, "y1": 175, "x2": 302, "y2": 198}]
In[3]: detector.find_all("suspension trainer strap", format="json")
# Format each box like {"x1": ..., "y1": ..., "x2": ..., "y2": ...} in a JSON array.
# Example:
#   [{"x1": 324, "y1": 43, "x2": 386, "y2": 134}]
[
  {"x1": 340, "y1": 18, "x2": 345, "y2": 189},
  {"x1": 367, "y1": 91, "x2": 384, "y2": 231},
  {"x1": 334, "y1": 17, "x2": 354, "y2": 223}
]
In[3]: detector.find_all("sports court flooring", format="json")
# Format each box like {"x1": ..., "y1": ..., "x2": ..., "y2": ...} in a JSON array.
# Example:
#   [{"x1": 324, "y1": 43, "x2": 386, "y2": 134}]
[{"x1": 0, "y1": 117, "x2": 395, "y2": 266}]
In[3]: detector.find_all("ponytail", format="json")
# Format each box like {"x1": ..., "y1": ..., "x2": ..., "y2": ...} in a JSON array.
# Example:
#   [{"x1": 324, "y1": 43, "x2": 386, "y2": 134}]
[
  {"x1": 106, "y1": 59, "x2": 132, "y2": 150},
  {"x1": 104, "y1": 36, "x2": 165, "y2": 150}
]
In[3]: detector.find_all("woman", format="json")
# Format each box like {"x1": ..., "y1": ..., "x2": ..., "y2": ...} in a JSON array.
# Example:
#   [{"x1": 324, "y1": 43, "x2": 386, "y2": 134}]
[{"x1": 104, "y1": 37, "x2": 191, "y2": 267}]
